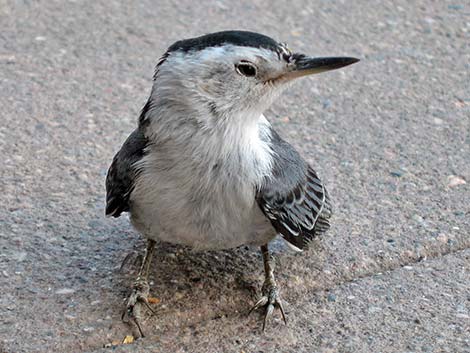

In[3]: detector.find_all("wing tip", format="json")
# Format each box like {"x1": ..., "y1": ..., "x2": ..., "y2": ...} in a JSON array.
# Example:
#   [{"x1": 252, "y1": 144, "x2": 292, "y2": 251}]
[
  {"x1": 105, "y1": 201, "x2": 122, "y2": 218},
  {"x1": 283, "y1": 238, "x2": 303, "y2": 252},
  {"x1": 105, "y1": 208, "x2": 119, "y2": 218}
]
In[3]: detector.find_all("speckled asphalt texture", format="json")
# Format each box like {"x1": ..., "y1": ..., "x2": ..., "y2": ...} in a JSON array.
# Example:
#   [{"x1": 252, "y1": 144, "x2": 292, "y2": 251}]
[{"x1": 1, "y1": 1, "x2": 469, "y2": 352}]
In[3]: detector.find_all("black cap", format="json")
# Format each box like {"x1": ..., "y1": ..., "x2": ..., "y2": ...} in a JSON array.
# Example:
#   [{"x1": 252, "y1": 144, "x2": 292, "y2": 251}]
[{"x1": 167, "y1": 30, "x2": 283, "y2": 53}]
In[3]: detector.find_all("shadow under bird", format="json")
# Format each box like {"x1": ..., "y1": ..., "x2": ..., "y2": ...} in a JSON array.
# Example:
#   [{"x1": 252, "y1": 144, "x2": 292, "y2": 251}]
[{"x1": 105, "y1": 30, "x2": 358, "y2": 337}]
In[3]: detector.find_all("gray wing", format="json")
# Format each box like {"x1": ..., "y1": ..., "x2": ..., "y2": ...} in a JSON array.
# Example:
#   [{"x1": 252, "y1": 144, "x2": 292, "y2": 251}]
[
  {"x1": 105, "y1": 128, "x2": 148, "y2": 217},
  {"x1": 256, "y1": 129, "x2": 332, "y2": 250}
]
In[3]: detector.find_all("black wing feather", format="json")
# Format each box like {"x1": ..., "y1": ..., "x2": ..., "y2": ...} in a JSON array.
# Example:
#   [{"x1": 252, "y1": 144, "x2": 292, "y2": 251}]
[
  {"x1": 256, "y1": 129, "x2": 332, "y2": 250},
  {"x1": 105, "y1": 128, "x2": 148, "y2": 217}
]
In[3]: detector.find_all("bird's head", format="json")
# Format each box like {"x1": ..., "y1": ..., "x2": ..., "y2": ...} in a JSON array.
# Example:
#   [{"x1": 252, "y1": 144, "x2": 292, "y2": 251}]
[{"x1": 149, "y1": 31, "x2": 358, "y2": 127}]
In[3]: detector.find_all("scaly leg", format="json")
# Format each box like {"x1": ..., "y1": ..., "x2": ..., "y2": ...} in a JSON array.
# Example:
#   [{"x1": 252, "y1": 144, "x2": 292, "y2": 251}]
[
  {"x1": 249, "y1": 244, "x2": 287, "y2": 330},
  {"x1": 122, "y1": 239, "x2": 156, "y2": 338}
]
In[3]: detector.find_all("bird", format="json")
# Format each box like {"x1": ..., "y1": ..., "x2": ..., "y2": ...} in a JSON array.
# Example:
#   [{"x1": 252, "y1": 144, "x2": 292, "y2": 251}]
[{"x1": 105, "y1": 30, "x2": 358, "y2": 336}]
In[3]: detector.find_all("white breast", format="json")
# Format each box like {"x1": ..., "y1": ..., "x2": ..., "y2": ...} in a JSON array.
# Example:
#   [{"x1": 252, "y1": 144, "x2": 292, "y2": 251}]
[{"x1": 129, "y1": 114, "x2": 276, "y2": 250}]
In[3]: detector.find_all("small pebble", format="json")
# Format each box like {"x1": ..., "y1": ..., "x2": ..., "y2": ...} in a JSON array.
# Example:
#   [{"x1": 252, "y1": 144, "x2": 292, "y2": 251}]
[
  {"x1": 327, "y1": 293, "x2": 336, "y2": 302},
  {"x1": 447, "y1": 175, "x2": 466, "y2": 188},
  {"x1": 55, "y1": 288, "x2": 75, "y2": 295}
]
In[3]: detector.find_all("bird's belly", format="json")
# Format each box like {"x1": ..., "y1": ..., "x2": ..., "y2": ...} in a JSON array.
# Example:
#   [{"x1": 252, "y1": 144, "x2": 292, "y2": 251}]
[
  {"x1": 130, "y1": 201, "x2": 274, "y2": 250},
  {"x1": 129, "y1": 175, "x2": 275, "y2": 250}
]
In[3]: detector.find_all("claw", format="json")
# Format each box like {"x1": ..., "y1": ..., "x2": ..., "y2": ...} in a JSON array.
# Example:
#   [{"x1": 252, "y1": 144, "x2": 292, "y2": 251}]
[
  {"x1": 133, "y1": 316, "x2": 145, "y2": 338},
  {"x1": 249, "y1": 284, "x2": 287, "y2": 330},
  {"x1": 121, "y1": 279, "x2": 157, "y2": 338},
  {"x1": 120, "y1": 240, "x2": 157, "y2": 338},
  {"x1": 248, "y1": 296, "x2": 268, "y2": 316},
  {"x1": 277, "y1": 299, "x2": 287, "y2": 325},
  {"x1": 263, "y1": 304, "x2": 274, "y2": 331},
  {"x1": 251, "y1": 244, "x2": 287, "y2": 330}
]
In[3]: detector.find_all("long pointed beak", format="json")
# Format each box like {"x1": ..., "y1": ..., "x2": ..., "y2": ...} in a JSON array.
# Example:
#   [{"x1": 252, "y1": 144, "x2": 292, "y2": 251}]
[{"x1": 285, "y1": 55, "x2": 359, "y2": 80}]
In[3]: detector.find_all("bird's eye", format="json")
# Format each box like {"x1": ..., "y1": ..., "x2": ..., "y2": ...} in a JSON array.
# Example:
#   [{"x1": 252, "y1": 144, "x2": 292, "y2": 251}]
[{"x1": 235, "y1": 61, "x2": 257, "y2": 77}]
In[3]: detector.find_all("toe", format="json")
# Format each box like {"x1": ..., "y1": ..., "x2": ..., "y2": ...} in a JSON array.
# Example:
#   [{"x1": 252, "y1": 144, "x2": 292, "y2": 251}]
[
  {"x1": 262, "y1": 303, "x2": 275, "y2": 331},
  {"x1": 133, "y1": 316, "x2": 145, "y2": 338},
  {"x1": 276, "y1": 298, "x2": 287, "y2": 325},
  {"x1": 248, "y1": 296, "x2": 268, "y2": 315}
]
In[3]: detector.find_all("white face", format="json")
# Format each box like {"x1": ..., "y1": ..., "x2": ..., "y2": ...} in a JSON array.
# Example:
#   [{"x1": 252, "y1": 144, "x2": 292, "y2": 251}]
[{"x1": 152, "y1": 45, "x2": 294, "y2": 120}]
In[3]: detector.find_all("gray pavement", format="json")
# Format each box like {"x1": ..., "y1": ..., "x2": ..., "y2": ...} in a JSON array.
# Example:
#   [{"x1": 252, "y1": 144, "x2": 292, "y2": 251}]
[{"x1": 0, "y1": 0, "x2": 469, "y2": 352}]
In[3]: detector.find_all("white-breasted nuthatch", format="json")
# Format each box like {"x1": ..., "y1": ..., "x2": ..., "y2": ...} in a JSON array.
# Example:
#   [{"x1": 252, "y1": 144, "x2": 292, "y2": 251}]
[{"x1": 106, "y1": 30, "x2": 358, "y2": 336}]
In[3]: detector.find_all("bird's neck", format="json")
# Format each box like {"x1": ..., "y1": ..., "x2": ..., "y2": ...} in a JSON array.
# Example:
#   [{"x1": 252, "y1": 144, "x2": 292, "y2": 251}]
[{"x1": 143, "y1": 102, "x2": 274, "y2": 186}]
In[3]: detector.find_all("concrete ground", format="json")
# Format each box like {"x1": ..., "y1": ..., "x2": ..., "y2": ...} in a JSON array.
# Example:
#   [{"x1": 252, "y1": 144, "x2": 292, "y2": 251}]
[{"x1": 0, "y1": 0, "x2": 468, "y2": 352}]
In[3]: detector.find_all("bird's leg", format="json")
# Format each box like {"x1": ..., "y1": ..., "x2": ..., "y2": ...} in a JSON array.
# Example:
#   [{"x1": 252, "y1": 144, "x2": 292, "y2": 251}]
[
  {"x1": 122, "y1": 239, "x2": 157, "y2": 338},
  {"x1": 249, "y1": 244, "x2": 287, "y2": 330}
]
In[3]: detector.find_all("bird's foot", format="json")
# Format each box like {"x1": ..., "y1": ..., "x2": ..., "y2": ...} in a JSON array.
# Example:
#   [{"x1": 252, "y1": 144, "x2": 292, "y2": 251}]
[
  {"x1": 121, "y1": 278, "x2": 156, "y2": 338},
  {"x1": 249, "y1": 279, "x2": 287, "y2": 331}
]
